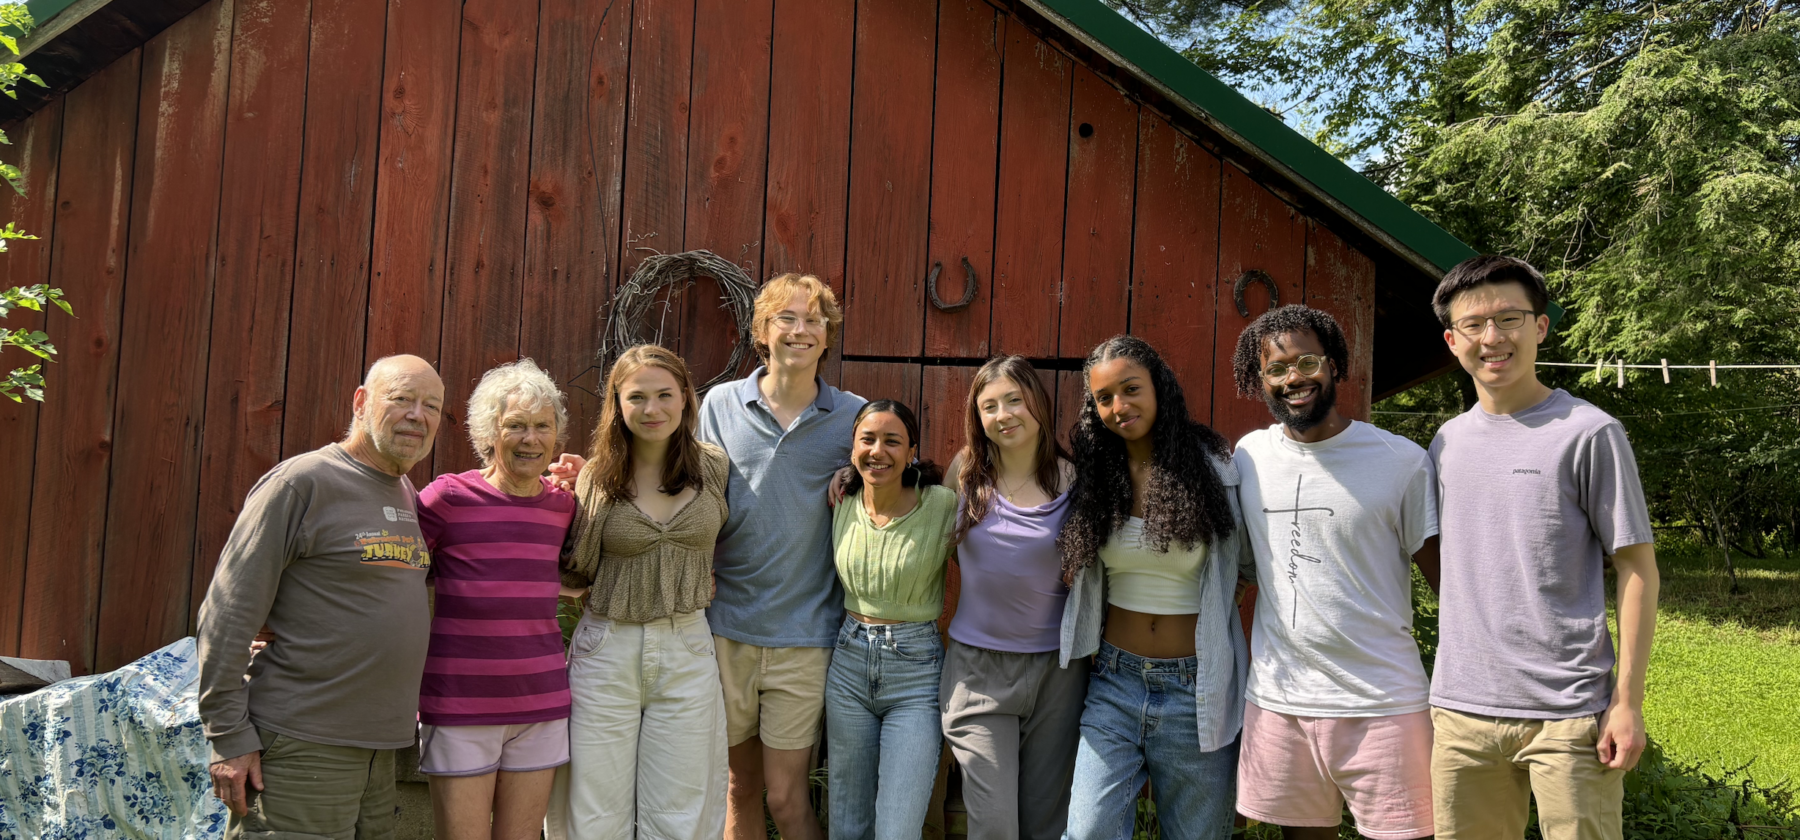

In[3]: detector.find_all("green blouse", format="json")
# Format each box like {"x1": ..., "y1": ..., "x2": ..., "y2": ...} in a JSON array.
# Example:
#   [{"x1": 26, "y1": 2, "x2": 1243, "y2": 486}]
[{"x1": 831, "y1": 483, "x2": 958, "y2": 622}]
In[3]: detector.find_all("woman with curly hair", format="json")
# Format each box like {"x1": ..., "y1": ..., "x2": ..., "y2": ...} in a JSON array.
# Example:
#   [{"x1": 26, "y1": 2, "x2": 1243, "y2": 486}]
[
  {"x1": 1057, "y1": 335, "x2": 1253, "y2": 840},
  {"x1": 939, "y1": 355, "x2": 1085, "y2": 840}
]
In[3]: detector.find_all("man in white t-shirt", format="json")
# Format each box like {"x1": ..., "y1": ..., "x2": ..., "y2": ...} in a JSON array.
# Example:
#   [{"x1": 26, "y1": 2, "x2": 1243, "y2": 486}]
[{"x1": 1228, "y1": 305, "x2": 1442, "y2": 840}]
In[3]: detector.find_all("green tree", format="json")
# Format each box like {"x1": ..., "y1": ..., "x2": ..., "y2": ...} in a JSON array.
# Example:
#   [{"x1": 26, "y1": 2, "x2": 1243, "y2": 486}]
[
  {"x1": 1118, "y1": 0, "x2": 1800, "y2": 556},
  {"x1": 0, "y1": 3, "x2": 69, "y2": 404}
]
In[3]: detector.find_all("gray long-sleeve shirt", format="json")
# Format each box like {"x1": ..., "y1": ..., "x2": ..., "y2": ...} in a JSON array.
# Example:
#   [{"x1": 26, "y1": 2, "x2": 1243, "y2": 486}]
[{"x1": 196, "y1": 443, "x2": 432, "y2": 762}]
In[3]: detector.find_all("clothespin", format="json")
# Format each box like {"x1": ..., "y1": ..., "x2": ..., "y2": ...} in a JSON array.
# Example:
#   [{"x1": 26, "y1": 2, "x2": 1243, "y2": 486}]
[
  {"x1": 1661, "y1": 359, "x2": 1670, "y2": 384},
  {"x1": 1616, "y1": 359, "x2": 1625, "y2": 388},
  {"x1": 1709, "y1": 360, "x2": 1718, "y2": 387},
  {"x1": 1596, "y1": 359, "x2": 1605, "y2": 384}
]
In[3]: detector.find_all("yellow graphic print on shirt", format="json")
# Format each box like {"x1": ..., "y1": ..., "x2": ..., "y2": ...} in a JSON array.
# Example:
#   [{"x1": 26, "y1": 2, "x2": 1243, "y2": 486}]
[{"x1": 356, "y1": 530, "x2": 431, "y2": 571}]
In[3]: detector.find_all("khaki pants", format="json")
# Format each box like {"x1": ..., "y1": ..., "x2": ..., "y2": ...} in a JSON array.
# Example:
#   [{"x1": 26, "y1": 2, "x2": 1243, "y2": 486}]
[
  {"x1": 227, "y1": 727, "x2": 397, "y2": 840},
  {"x1": 1430, "y1": 707, "x2": 1623, "y2": 840}
]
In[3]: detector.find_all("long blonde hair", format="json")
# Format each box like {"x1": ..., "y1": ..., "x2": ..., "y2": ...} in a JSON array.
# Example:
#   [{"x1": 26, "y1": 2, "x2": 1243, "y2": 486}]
[{"x1": 583, "y1": 345, "x2": 706, "y2": 501}]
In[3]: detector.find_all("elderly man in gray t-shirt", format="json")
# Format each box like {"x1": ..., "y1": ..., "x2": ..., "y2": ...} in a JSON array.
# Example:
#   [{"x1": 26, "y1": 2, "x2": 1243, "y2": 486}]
[
  {"x1": 1426, "y1": 256, "x2": 1658, "y2": 840},
  {"x1": 197, "y1": 354, "x2": 444, "y2": 839}
]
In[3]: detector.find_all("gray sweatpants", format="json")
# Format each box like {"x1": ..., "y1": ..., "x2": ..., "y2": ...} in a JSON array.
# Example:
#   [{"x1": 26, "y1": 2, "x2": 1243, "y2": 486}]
[{"x1": 939, "y1": 638, "x2": 1089, "y2": 840}]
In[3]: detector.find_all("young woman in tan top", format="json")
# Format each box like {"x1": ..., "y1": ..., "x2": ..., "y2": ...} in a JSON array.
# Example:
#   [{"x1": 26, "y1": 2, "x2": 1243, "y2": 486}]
[{"x1": 547, "y1": 345, "x2": 731, "y2": 840}]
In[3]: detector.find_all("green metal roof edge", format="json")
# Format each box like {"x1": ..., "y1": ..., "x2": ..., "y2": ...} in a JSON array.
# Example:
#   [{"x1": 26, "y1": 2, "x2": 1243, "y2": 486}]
[{"x1": 1027, "y1": 0, "x2": 1479, "y2": 275}]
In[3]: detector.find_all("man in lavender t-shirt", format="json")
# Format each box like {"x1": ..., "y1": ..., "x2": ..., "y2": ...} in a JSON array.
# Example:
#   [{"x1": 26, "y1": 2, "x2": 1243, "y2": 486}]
[{"x1": 1427, "y1": 256, "x2": 1658, "y2": 840}]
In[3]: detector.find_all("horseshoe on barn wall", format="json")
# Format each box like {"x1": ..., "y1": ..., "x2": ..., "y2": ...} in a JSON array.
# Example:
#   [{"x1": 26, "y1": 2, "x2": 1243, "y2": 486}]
[
  {"x1": 1233, "y1": 269, "x2": 1280, "y2": 318},
  {"x1": 928, "y1": 257, "x2": 979, "y2": 313}
]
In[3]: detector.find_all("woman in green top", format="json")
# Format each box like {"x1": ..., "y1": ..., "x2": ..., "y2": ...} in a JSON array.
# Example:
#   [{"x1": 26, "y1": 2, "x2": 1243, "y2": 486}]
[{"x1": 824, "y1": 399, "x2": 957, "y2": 840}]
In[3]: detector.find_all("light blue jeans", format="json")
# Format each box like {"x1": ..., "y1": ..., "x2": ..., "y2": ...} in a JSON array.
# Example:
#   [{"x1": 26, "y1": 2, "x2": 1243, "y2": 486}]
[
  {"x1": 825, "y1": 616, "x2": 945, "y2": 840},
  {"x1": 1063, "y1": 640, "x2": 1239, "y2": 840}
]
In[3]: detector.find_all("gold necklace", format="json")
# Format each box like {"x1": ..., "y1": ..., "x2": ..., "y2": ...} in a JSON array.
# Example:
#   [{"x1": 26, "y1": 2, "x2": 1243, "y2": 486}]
[{"x1": 997, "y1": 473, "x2": 1032, "y2": 502}]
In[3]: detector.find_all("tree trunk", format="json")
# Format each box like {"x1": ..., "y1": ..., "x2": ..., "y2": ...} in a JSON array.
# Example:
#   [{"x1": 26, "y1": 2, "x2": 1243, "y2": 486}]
[{"x1": 1705, "y1": 498, "x2": 1739, "y2": 595}]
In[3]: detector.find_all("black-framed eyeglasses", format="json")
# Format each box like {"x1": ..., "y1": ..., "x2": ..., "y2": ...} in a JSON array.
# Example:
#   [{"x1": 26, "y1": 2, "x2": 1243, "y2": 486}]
[
  {"x1": 1451, "y1": 309, "x2": 1534, "y2": 337},
  {"x1": 1262, "y1": 355, "x2": 1326, "y2": 382}
]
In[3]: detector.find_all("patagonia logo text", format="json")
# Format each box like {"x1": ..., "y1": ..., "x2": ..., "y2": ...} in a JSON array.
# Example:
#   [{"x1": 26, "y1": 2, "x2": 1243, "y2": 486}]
[{"x1": 1512, "y1": 468, "x2": 1543, "y2": 475}]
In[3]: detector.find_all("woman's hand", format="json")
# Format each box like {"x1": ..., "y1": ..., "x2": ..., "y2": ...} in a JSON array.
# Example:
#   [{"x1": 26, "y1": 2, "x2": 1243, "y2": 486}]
[
  {"x1": 558, "y1": 585, "x2": 588, "y2": 602},
  {"x1": 825, "y1": 465, "x2": 856, "y2": 507},
  {"x1": 548, "y1": 453, "x2": 586, "y2": 492}
]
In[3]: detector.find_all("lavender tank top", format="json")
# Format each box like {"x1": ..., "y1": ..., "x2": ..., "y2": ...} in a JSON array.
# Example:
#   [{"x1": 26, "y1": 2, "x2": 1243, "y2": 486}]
[{"x1": 948, "y1": 490, "x2": 1072, "y2": 653}]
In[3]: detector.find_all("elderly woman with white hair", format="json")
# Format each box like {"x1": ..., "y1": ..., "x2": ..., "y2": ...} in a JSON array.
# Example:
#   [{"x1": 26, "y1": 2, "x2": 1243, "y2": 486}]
[{"x1": 415, "y1": 358, "x2": 580, "y2": 840}]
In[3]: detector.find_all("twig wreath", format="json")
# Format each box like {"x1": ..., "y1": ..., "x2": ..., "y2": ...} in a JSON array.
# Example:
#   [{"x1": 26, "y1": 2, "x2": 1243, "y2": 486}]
[{"x1": 600, "y1": 249, "x2": 759, "y2": 395}]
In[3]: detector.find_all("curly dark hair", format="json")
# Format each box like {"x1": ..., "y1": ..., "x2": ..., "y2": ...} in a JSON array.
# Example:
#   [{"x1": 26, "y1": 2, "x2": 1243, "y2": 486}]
[
  {"x1": 840, "y1": 399, "x2": 944, "y2": 496},
  {"x1": 1058, "y1": 335, "x2": 1236, "y2": 578},
  {"x1": 1230, "y1": 305, "x2": 1350, "y2": 398}
]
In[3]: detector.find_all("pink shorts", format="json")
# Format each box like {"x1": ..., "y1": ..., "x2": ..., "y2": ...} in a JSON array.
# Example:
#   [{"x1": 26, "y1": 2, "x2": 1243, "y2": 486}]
[
  {"x1": 417, "y1": 719, "x2": 570, "y2": 777},
  {"x1": 1236, "y1": 701, "x2": 1434, "y2": 839}
]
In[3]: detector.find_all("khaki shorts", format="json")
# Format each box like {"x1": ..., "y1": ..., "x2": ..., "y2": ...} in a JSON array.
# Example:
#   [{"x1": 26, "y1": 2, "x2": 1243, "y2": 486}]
[
  {"x1": 1430, "y1": 706, "x2": 1623, "y2": 840},
  {"x1": 714, "y1": 635, "x2": 832, "y2": 750}
]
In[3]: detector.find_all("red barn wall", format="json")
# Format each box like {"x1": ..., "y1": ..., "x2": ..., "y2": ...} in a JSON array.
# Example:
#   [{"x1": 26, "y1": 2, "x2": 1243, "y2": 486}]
[{"x1": 0, "y1": 0, "x2": 1377, "y2": 672}]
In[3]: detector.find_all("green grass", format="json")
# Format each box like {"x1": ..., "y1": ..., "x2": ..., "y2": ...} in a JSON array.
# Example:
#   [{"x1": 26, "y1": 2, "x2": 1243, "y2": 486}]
[{"x1": 1624, "y1": 541, "x2": 1800, "y2": 785}]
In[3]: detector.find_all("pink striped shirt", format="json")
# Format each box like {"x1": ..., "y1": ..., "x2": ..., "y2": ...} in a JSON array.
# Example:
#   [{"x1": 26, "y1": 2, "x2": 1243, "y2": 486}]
[{"x1": 417, "y1": 471, "x2": 575, "y2": 726}]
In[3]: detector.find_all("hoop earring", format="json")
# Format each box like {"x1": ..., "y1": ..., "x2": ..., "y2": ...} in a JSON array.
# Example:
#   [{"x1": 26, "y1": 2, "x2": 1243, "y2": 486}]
[{"x1": 905, "y1": 462, "x2": 920, "y2": 484}]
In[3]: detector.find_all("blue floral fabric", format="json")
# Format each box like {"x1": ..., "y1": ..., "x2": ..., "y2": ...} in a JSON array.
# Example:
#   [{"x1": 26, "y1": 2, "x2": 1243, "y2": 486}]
[{"x1": 0, "y1": 637, "x2": 227, "y2": 839}]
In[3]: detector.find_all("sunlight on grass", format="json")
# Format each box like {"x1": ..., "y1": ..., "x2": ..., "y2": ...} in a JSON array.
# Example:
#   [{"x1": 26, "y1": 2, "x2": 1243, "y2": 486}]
[{"x1": 1616, "y1": 542, "x2": 1800, "y2": 784}]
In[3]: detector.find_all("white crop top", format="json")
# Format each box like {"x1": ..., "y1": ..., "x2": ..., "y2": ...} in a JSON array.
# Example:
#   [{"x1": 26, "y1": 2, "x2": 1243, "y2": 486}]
[{"x1": 1101, "y1": 516, "x2": 1206, "y2": 614}]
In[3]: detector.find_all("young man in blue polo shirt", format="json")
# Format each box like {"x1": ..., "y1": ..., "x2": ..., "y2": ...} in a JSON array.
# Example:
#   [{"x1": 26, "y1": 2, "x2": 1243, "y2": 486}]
[
  {"x1": 699, "y1": 274, "x2": 864, "y2": 840},
  {"x1": 1428, "y1": 256, "x2": 1659, "y2": 840}
]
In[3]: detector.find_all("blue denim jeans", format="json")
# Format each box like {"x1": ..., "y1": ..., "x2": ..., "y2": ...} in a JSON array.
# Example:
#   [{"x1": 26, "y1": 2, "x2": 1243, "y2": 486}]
[
  {"x1": 1063, "y1": 640, "x2": 1239, "y2": 840},
  {"x1": 825, "y1": 616, "x2": 945, "y2": 840}
]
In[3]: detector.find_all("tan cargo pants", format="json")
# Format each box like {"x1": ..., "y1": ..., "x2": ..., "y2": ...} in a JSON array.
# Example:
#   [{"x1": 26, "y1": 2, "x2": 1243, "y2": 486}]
[{"x1": 226, "y1": 726, "x2": 398, "y2": 840}]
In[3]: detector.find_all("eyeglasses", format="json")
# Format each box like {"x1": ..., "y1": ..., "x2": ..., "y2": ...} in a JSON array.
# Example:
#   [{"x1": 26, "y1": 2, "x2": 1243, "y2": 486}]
[
  {"x1": 772, "y1": 313, "x2": 826, "y2": 331},
  {"x1": 1451, "y1": 309, "x2": 1534, "y2": 337},
  {"x1": 1262, "y1": 354, "x2": 1326, "y2": 382}
]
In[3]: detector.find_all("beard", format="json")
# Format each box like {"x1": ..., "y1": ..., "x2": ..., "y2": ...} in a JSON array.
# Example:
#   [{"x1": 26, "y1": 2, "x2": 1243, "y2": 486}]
[{"x1": 1262, "y1": 378, "x2": 1338, "y2": 433}]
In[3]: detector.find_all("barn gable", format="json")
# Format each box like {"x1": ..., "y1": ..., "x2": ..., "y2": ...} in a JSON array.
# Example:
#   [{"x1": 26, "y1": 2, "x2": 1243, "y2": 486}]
[{"x1": 1, "y1": 0, "x2": 1469, "y2": 672}]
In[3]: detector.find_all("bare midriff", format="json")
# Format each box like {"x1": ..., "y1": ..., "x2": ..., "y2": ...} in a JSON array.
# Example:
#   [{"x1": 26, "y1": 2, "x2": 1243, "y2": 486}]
[
  {"x1": 1102, "y1": 605, "x2": 1198, "y2": 659},
  {"x1": 849, "y1": 610, "x2": 908, "y2": 626}
]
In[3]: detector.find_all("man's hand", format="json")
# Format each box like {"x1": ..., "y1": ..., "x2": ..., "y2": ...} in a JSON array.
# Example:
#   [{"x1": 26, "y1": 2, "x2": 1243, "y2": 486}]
[
  {"x1": 1596, "y1": 702, "x2": 1646, "y2": 770},
  {"x1": 548, "y1": 453, "x2": 585, "y2": 492},
  {"x1": 210, "y1": 750, "x2": 264, "y2": 816}
]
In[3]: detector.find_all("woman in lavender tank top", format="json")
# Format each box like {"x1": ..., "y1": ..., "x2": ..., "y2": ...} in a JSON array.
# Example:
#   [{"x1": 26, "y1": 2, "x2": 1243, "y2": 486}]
[{"x1": 940, "y1": 356, "x2": 1087, "y2": 840}]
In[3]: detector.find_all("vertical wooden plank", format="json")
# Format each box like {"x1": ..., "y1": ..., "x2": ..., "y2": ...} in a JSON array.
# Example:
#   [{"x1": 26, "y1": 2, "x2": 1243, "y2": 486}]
[
  {"x1": 922, "y1": 0, "x2": 1001, "y2": 359},
  {"x1": 919, "y1": 364, "x2": 974, "y2": 467},
  {"x1": 95, "y1": 0, "x2": 234, "y2": 671},
  {"x1": 1128, "y1": 114, "x2": 1221, "y2": 422},
  {"x1": 618, "y1": 0, "x2": 694, "y2": 288},
  {"x1": 1304, "y1": 221, "x2": 1376, "y2": 421},
  {"x1": 192, "y1": 0, "x2": 312, "y2": 626},
  {"x1": 522, "y1": 0, "x2": 632, "y2": 464},
  {"x1": 1055, "y1": 368, "x2": 1084, "y2": 454},
  {"x1": 0, "y1": 101, "x2": 62, "y2": 657},
  {"x1": 21, "y1": 61, "x2": 137, "y2": 674},
  {"x1": 843, "y1": 0, "x2": 935, "y2": 357},
  {"x1": 366, "y1": 0, "x2": 461, "y2": 366},
  {"x1": 838, "y1": 360, "x2": 922, "y2": 412},
  {"x1": 990, "y1": 25, "x2": 1071, "y2": 358},
  {"x1": 432, "y1": 0, "x2": 541, "y2": 479},
  {"x1": 1057, "y1": 67, "x2": 1135, "y2": 357},
  {"x1": 762, "y1": 0, "x2": 852, "y2": 295},
  {"x1": 281, "y1": 0, "x2": 393, "y2": 459},
  {"x1": 682, "y1": 0, "x2": 772, "y2": 385},
  {"x1": 1212, "y1": 166, "x2": 1305, "y2": 444}
]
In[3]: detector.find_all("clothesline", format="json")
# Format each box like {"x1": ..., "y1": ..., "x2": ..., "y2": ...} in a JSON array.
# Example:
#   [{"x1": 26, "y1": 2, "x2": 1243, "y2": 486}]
[
  {"x1": 1536, "y1": 360, "x2": 1800, "y2": 387},
  {"x1": 1369, "y1": 402, "x2": 1800, "y2": 419}
]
